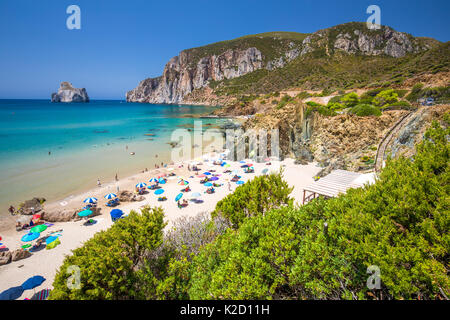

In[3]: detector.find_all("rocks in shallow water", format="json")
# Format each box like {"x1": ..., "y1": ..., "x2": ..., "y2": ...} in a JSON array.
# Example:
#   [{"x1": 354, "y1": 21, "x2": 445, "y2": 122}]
[
  {"x1": 0, "y1": 251, "x2": 12, "y2": 265},
  {"x1": 18, "y1": 197, "x2": 45, "y2": 215},
  {"x1": 11, "y1": 249, "x2": 31, "y2": 262},
  {"x1": 51, "y1": 81, "x2": 89, "y2": 103}
]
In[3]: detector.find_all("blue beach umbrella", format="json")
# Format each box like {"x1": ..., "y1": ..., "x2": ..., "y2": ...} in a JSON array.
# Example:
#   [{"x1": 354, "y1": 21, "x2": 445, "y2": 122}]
[
  {"x1": 83, "y1": 197, "x2": 97, "y2": 204},
  {"x1": 21, "y1": 276, "x2": 46, "y2": 290},
  {"x1": 239, "y1": 160, "x2": 246, "y2": 163},
  {"x1": 236, "y1": 180, "x2": 245, "y2": 185},
  {"x1": 77, "y1": 209, "x2": 93, "y2": 217},
  {"x1": 262, "y1": 168, "x2": 269, "y2": 175},
  {"x1": 110, "y1": 209, "x2": 124, "y2": 221},
  {"x1": 136, "y1": 182, "x2": 147, "y2": 188},
  {"x1": 149, "y1": 178, "x2": 158, "y2": 183},
  {"x1": 45, "y1": 236, "x2": 58, "y2": 245},
  {"x1": 203, "y1": 172, "x2": 211, "y2": 176},
  {"x1": 21, "y1": 232, "x2": 40, "y2": 242},
  {"x1": 158, "y1": 178, "x2": 166, "y2": 184},
  {"x1": 104, "y1": 193, "x2": 117, "y2": 200},
  {"x1": 175, "y1": 193, "x2": 183, "y2": 202},
  {"x1": 204, "y1": 182, "x2": 213, "y2": 187},
  {"x1": 0, "y1": 286, "x2": 24, "y2": 300},
  {"x1": 210, "y1": 177, "x2": 219, "y2": 181},
  {"x1": 154, "y1": 189, "x2": 165, "y2": 195}
]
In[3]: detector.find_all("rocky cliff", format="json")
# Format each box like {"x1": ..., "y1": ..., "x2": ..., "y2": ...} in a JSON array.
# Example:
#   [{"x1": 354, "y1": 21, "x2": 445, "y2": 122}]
[
  {"x1": 51, "y1": 82, "x2": 89, "y2": 103},
  {"x1": 127, "y1": 23, "x2": 439, "y2": 105}
]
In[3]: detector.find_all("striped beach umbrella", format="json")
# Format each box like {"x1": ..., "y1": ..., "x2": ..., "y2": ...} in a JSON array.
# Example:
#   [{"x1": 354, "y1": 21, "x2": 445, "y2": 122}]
[
  {"x1": 136, "y1": 182, "x2": 147, "y2": 188},
  {"x1": 104, "y1": 193, "x2": 117, "y2": 200},
  {"x1": 83, "y1": 197, "x2": 97, "y2": 204},
  {"x1": 31, "y1": 289, "x2": 50, "y2": 300},
  {"x1": 149, "y1": 178, "x2": 158, "y2": 183}
]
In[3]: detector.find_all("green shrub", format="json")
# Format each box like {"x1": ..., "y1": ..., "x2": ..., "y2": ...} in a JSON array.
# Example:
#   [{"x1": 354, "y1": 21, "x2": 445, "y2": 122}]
[
  {"x1": 373, "y1": 89, "x2": 399, "y2": 107},
  {"x1": 211, "y1": 171, "x2": 293, "y2": 229},
  {"x1": 49, "y1": 207, "x2": 167, "y2": 300},
  {"x1": 350, "y1": 104, "x2": 382, "y2": 116},
  {"x1": 341, "y1": 92, "x2": 359, "y2": 108}
]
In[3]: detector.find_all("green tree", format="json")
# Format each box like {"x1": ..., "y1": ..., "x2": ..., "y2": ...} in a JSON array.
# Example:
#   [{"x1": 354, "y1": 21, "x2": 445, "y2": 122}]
[{"x1": 49, "y1": 206, "x2": 167, "y2": 300}]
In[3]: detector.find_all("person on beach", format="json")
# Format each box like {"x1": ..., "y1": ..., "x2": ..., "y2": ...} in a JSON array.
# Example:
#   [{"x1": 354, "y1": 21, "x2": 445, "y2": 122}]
[
  {"x1": 115, "y1": 173, "x2": 118, "y2": 181},
  {"x1": 228, "y1": 181, "x2": 231, "y2": 191},
  {"x1": 8, "y1": 205, "x2": 15, "y2": 215},
  {"x1": 97, "y1": 178, "x2": 101, "y2": 187}
]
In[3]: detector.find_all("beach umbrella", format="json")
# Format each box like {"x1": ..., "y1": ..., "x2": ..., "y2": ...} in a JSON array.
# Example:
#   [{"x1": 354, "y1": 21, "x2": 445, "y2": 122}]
[
  {"x1": 149, "y1": 178, "x2": 158, "y2": 183},
  {"x1": 21, "y1": 276, "x2": 46, "y2": 291},
  {"x1": 21, "y1": 244, "x2": 32, "y2": 249},
  {"x1": 210, "y1": 177, "x2": 219, "y2": 181},
  {"x1": 175, "y1": 193, "x2": 183, "y2": 202},
  {"x1": 204, "y1": 182, "x2": 213, "y2": 187},
  {"x1": 21, "y1": 232, "x2": 40, "y2": 242},
  {"x1": 110, "y1": 209, "x2": 124, "y2": 221},
  {"x1": 225, "y1": 164, "x2": 231, "y2": 167},
  {"x1": 30, "y1": 224, "x2": 47, "y2": 233},
  {"x1": 135, "y1": 182, "x2": 147, "y2": 188},
  {"x1": 203, "y1": 172, "x2": 211, "y2": 175},
  {"x1": 247, "y1": 163, "x2": 253, "y2": 167},
  {"x1": 30, "y1": 289, "x2": 50, "y2": 300},
  {"x1": 236, "y1": 180, "x2": 245, "y2": 185},
  {"x1": 189, "y1": 192, "x2": 202, "y2": 199},
  {"x1": 45, "y1": 236, "x2": 58, "y2": 245},
  {"x1": 264, "y1": 157, "x2": 270, "y2": 162},
  {"x1": 239, "y1": 160, "x2": 246, "y2": 163},
  {"x1": 220, "y1": 162, "x2": 226, "y2": 167},
  {"x1": 104, "y1": 193, "x2": 117, "y2": 200},
  {"x1": 158, "y1": 178, "x2": 166, "y2": 184},
  {"x1": 83, "y1": 197, "x2": 97, "y2": 204},
  {"x1": 32, "y1": 214, "x2": 41, "y2": 220},
  {"x1": 154, "y1": 189, "x2": 165, "y2": 195},
  {"x1": 262, "y1": 168, "x2": 269, "y2": 175},
  {"x1": 179, "y1": 180, "x2": 189, "y2": 186},
  {"x1": 241, "y1": 164, "x2": 249, "y2": 168},
  {"x1": 197, "y1": 174, "x2": 206, "y2": 178},
  {"x1": 77, "y1": 209, "x2": 93, "y2": 217},
  {"x1": 46, "y1": 237, "x2": 60, "y2": 250},
  {"x1": 0, "y1": 286, "x2": 24, "y2": 300}
]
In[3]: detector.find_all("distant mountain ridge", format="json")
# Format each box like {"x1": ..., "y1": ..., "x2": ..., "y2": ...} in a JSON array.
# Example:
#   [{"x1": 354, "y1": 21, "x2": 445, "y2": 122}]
[{"x1": 126, "y1": 22, "x2": 444, "y2": 104}]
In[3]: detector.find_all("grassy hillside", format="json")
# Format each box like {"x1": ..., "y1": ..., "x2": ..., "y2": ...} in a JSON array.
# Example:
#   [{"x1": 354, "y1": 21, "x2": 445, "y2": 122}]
[{"x1": 212, "y1": 41, "x2": 450, "y2": 96}]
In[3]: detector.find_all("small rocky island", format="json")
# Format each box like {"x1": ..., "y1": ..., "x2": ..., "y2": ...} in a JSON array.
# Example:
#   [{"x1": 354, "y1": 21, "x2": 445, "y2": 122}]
[{"x1": 51, "y1": 81, "x2": 89, "y2": 103}]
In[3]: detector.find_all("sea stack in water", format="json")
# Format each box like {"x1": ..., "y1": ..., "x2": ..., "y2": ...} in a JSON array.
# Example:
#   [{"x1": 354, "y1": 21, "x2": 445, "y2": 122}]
[{"x1": 51, "y1": 81, "x2": 89, "y2": 103}]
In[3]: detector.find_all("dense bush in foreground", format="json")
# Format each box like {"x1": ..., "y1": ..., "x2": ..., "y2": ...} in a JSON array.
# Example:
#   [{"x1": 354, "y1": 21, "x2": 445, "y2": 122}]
[{"x1": 188, "y1": 121, "x2": 449, "y2": 300}]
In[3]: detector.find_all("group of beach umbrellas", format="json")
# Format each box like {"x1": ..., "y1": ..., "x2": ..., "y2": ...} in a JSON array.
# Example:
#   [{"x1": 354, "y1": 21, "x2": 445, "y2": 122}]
[{"x1": 0, "y1": 275, "x2": 49, "y2": 300}]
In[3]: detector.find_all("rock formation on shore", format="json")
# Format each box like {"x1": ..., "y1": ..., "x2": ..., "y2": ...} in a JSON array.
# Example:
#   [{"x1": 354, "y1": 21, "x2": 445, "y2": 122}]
[{"x1": 51, "y1": 82, "x2": 89, "y2": 103}]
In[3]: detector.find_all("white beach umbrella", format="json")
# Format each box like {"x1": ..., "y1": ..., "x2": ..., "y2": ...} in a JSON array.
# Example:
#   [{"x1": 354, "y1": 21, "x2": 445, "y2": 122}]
[
  {"x1": 83, "y1": 197, "x2": 98, "y2": 204},
  {"x1": 104, "y1": 193, "x2": 117, "y2": 200}
]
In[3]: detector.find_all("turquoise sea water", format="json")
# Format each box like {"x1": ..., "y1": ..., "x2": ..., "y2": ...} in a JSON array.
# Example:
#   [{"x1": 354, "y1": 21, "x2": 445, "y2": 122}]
[{"x1": 0, "y1": 99, "x2": 226, "y2": 218}]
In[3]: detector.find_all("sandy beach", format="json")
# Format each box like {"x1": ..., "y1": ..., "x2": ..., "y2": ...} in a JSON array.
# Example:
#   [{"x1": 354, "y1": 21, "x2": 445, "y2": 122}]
[{"x1": 0, "y1": 153, "x2": 321, "y2": 299}]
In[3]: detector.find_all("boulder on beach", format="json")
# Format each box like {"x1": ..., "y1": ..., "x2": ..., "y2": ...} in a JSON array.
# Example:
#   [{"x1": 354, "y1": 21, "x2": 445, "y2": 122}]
[
  {"x1": 42, "y1": 207, "x2": 101, "y2": 222},
  {"x1": 18, "y1": 197, "x2": 45, "y2": 215},
  {"x1": 11, "y1": 248, "x2": 31, "y2": 262},
  {"x1": 0, "y1": 251, "x2": 12, "y2": 266},
  {"x1": 118, "y1": 190, "x2": 144, "y2": 202}
]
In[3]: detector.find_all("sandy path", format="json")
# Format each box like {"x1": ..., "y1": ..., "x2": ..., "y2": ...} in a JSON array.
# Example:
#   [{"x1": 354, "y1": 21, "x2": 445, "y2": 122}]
[{"x1": 0, "y1": 156, "x2": 320, "y2": 299}]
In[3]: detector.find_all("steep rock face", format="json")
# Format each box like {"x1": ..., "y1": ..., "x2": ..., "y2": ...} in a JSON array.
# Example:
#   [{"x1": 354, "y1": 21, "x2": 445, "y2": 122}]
[
  {"x1": 301, "y1": 23, "x2": 429, "y2": 58},
  {"x1": 127, "y1": 48, "x2": 264, "y2": 104},
  {"x1": 51, "y1": 82, "x2": 89, "y2": 103}
]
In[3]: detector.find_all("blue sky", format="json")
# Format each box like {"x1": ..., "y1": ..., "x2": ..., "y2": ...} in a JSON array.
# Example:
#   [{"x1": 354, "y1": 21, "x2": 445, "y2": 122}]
[{"x1": 0, "y1": 0, "x2": 448, "y2": 99}]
